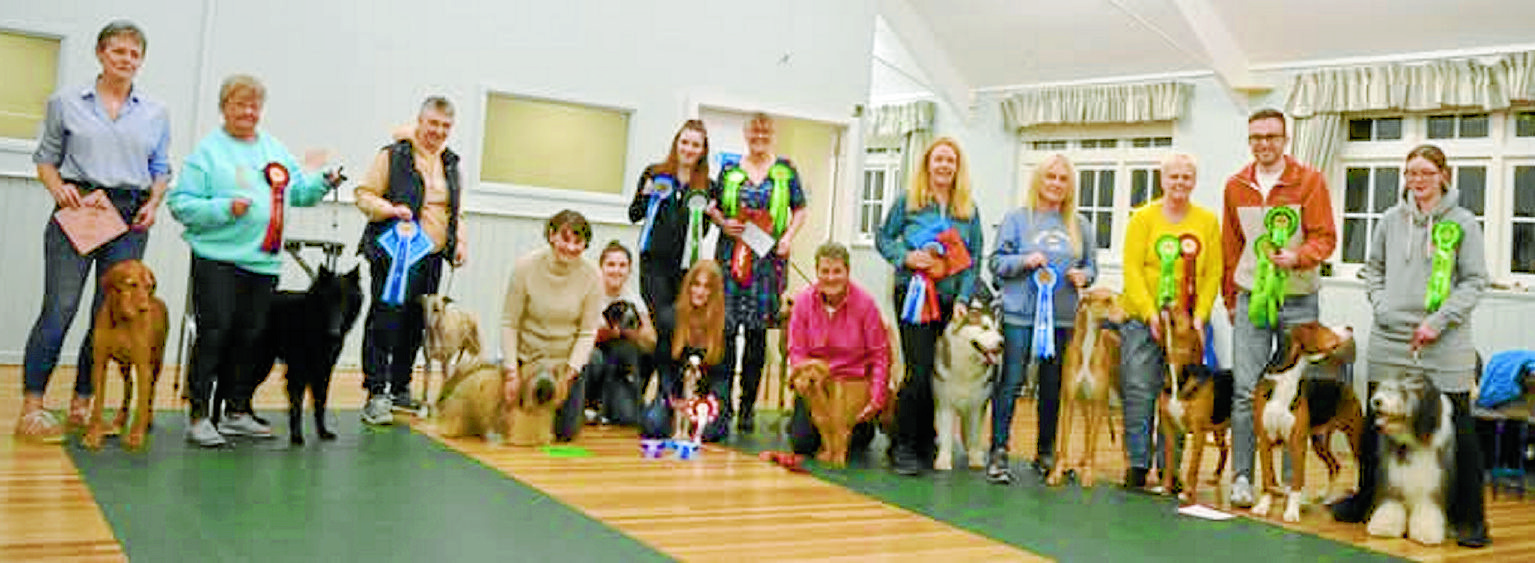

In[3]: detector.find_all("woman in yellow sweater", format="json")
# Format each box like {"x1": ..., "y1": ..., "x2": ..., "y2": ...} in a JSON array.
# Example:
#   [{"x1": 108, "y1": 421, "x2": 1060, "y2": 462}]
[
  {"x1": 501, "y1": 210, "x2": 605, "y2": 442},
  {"x1": 1118, "y1": 153, "x2": 1223, "y2": 489}
]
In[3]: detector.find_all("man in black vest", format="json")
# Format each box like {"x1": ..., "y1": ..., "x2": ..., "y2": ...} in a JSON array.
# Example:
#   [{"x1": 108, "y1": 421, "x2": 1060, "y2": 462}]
[{"x1": 355, "y1": 96, "x2": 465, "y2": 425}]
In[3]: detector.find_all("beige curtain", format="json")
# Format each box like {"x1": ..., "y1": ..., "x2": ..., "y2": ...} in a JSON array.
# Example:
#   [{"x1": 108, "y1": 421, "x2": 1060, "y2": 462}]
[
  {"x1": 864, "y1": 100, "x2": 936, "y2": 188},
  {"x1": 1290, "y1": 113, "x2": 1344, "y2": 178},
  {"x1": 1000, "y1": 82, "x2": 1190, "y2": 131}
]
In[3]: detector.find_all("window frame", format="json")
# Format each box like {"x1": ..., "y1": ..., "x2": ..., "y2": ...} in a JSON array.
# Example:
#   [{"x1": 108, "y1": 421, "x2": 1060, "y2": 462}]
[
  {"x1": 0, "y1": 25, "x2": 66, "y2": 179},
  {"x1": 856, "y1": 148, "x2": 901, "y2": 246}
]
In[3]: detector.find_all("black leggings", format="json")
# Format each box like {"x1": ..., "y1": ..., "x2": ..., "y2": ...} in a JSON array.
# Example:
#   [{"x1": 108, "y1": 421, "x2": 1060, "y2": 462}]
[
  {"x1": 187, "y1": 255, "x2": 276, "y2": 419},
  {"x1": 890, "y1": 293, "x2": 955, "y2": 460},
  {"x1": 719, "y1": 323, "x2": 768, "y2": 420}
]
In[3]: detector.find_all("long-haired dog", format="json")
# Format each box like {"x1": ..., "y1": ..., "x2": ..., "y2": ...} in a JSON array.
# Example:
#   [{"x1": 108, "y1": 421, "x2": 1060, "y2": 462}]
[
  {"x1": 1046, "y1": 287, "x2": 1127, "y2": 487},
  {"x1": 240, "y1": 266, "x2": 363, "y2": 445},
  {"x1": 435, "y1": 357, "x2": 504, "y2": 442},
  {"x1": 1156, "y1": 306, "x2": 1234, "y2": 503},
  {"x1": 671, "y1": 352, "x2": 720, "y2": 444},
  {"x1": 420, "y1": 294, "x2": 482, "y2": 416},
  {"x1": 1251, "y1": 321, "x2": 1361, "y2": 522},
  {"x1": 506, "y1": 358, "x2": 573, "y2": 446},
  {"x1": 789, "y1": 359, "x2": 871, "y2": 468},
  {"x1": 82, "y1": 260, "x2": 169, "y2": 451},
  {"x1": 933, "y1": 307, "x2": 1004, "y2": 471},
  {"x1": 1367, "y1": 372, "x2": 1457, "y2": 545}
]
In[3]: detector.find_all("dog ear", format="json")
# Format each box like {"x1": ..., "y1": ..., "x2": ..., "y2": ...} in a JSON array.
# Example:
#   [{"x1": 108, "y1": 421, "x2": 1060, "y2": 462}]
[{"x1": 1411, "y1": 378, "x2": 1443, "y2": 444}]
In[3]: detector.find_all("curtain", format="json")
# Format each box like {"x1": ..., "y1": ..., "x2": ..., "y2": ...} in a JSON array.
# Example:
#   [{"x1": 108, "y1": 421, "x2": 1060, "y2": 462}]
[
  {"x1": 999, "y1": 82, "x2": 1190, "y2": 131},
  {"x1": 864, "y1": 100, "x2": 936, "y2": 190},
  {"x1": 1287, "y1": 52, "x2": 1535, "y2": 118},
  {"x1": 1290, "y1": 113, "x2": 1344, "y2": 178}
]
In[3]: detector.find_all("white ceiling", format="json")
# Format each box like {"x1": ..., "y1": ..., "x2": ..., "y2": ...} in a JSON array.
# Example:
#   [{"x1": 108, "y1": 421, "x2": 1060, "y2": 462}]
[{"x1": 880, "y1": 0, "x2": 1535, "y2": 97}]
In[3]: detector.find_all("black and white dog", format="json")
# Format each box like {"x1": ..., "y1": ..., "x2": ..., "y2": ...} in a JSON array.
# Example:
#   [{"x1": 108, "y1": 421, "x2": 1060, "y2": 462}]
[{"x1": 1366, "y1": 372, "x2": 1485, "y2": 546}]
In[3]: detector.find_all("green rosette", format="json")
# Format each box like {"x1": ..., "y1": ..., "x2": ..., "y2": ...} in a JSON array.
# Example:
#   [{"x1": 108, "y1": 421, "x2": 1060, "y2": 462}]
[
  {"x1": 1155, "y1": 234, "x2": 1180, "y2": 308},
  {"x1": 1248, "y1": 206, "x2": 1300, "y2": 328},
  {"x1": 1425, "y1": 220, "x2": 1463, "y2": 312}
]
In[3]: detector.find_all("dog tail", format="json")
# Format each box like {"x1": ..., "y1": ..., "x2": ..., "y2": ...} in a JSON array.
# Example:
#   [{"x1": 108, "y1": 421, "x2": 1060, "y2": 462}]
[{"x1": 465, "y1": 321, "x2": 482, "y2": 358}]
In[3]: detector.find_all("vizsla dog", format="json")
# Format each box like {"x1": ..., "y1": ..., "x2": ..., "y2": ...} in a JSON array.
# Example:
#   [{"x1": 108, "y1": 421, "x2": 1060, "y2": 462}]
[
  {"x1": 420, "y1": 294, "x2": 482, "y2": 416},
  {"x1": 1251, "y1": 321, "x2": 1360, "y2": 523},
  {"x1": 789, "y1": 360, "x2": 872, "y2": 468},
  {"x1": 506, "y1": 358, "x2": 572, "y2": 446},
  {"x1": 1156, "y1": 306, "x2": 1234, "y2": 503},
  {"x1": 82, "y1": 260, "x2": 169, "y2": 451},
  {"x1": 1046, "y1": 287, "x2": 1128, "y2": 487},
  {"x1": 435, "y1": 357, "x2": 504, "y2": 442}
]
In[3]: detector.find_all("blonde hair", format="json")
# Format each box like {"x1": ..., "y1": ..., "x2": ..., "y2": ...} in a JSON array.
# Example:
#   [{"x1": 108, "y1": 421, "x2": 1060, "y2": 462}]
[
  {"x1": 218, "y1": 74, "x2": 266, "y2": 107},
  {"x1": 672, "y1": 260, "x2": 725, "y2": 365},
  {"x1": 1025, "y1": 153, "x2": 1083, "y2": 257},
  {"x1": 1159, "y1": 152, "x2": 1198, "y2": 173},
  {"x1": 905, "y1": 137, "x2": 975, "y2": 221}
]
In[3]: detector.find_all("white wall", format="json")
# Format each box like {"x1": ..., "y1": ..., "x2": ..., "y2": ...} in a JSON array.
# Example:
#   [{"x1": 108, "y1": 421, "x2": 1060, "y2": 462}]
[{"x1": 0, "y1": 0, "x2": 879, "y2": 367}]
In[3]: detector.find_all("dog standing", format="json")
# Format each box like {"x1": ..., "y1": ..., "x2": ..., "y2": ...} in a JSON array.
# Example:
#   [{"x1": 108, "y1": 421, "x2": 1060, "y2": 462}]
[
  {"x1": 420, "y1": 294, "x2": 482, "y2": 415},
  {"x1": 1251, "y1": 321, "x2": 1361, "y2": 522},
  {"x1": 506, "y1": 358, "x2": 573, "y2": 446},
  {"x1": 788, "y1": 360, "x2": 871, "y2": 468},
  {"x1": 83, "y1": 260, "x2": 169, "y2": 451},
  {"x1": 435, "y1": 357, "x2": 504, "y2": 441},
  {"x1": 240, "y1": 266, "x2": 364, "y2": 445},
  {"x1": 1046, "y1": 287, "x2": 1126, "y2": 487},
  {"x1": 933, "y1": 308, "x2": 1004, "y2": 471},
  {"x1": 1156, "y1": 306, "x2": 1233, "y2": 503}
]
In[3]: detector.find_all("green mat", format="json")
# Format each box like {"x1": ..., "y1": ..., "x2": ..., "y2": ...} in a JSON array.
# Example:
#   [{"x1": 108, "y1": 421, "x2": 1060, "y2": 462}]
[
  {"x1": 729, "y1": 420, "x2": 1406, "y2": 563},
  {"x1": 67, "y1": 412, "x2": 669, "y2": 562}
]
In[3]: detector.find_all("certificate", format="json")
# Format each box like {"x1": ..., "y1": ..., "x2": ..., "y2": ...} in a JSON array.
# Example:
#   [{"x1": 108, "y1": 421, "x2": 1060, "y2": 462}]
[{"x1": 740, "y1": 222, "x2": 777, "y2": 257}]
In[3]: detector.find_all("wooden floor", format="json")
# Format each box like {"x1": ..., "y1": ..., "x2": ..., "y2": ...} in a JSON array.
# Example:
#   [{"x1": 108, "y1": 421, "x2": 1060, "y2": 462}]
[{"x1": 1, "y1": 363, "x2": 1531, "y2": 561}]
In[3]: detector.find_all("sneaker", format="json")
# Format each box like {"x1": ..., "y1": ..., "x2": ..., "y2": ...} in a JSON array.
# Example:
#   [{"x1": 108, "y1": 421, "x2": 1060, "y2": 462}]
[
  {"x1": 186, "y1": 418, "x2": 227, "y2": 447},
  {"x1": 361, "y1": 395, "x2": 394, "y2": 426},
  {"x1": 1229, "y1": 475, "x2": 1255, "y2": 508},
  {"x1": 985, "y1": 449, "x2": 1013, "y2": 485},
  {"x1": 391, "y1": 393, "x2": 422, "y2": 412},
  {"x1": 891, "y1": 447, "x2": 924, "y2": 476},
  {"x1": 736, "y1": 410, "x2": 756, "y2": 434},
  {"x1": 1328, "y1": 492, "x2": 1371, "y2": 523},
  {"x1": 1123, "y1": 467, "x2": 1148, "y2": 489},
  {"x1": 217, "y1": 413, "x2": 274, "y2": 438},
  {"x1": 1029, "y1": 457, "x2": 1053, "y2": 479},
  {"x1": 14, "y1": 409, "x2": 65, "y2": 444}
]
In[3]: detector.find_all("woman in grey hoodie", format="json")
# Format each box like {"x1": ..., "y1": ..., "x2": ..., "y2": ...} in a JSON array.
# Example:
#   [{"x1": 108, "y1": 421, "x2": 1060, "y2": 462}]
[{"x1": 1333, "y1": 144, "x2": 1489, "y2": 547}]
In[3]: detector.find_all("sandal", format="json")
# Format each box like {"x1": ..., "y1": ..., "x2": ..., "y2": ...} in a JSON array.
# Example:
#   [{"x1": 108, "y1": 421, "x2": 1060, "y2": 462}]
[{"x1": 14, "y1": 410, "x2": 65, "y2": 443}]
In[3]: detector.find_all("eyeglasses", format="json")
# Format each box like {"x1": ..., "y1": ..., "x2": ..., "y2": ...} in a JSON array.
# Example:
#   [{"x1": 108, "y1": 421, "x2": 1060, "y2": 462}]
[
  {"x1": 1405, "y1": 170, "x2": 1442, "y2": 179},
  {"x1": 1247, "y1": 134, "x2": 1286, "y2": 144}
]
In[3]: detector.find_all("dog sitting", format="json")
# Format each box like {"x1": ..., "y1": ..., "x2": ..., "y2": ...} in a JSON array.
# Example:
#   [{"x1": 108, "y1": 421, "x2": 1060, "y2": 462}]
[
  {"x1": 789, "y1": 359, "x2": 871, "y2": 468},
  {"x1": 82, "y1": 260, "x2": 169, "y2": 451},
  {"x1": 1156, "y1": 306, "x2": 1234, "y2": 503},
  {"x1": 1251, "y1": 321, "x2": 1361, "y2": 522},
  {"x1": 234, "y1": 266, "x2": 363, "y2": 444},
  {"x1": 933, "y1": 307, "x2": 1004, "y2": 471},
  {"x1": 420, "y1": 294, "x2": 482, "y2": 415},
  {"x1": 1046, "y1": 287, "x2": 1127, "y2": 487},
  {"x1": 435, "y1": 357, "x2": 504, "y2": 442},
  {"x1": 506, "y1": 358, "x2": 573, "y2": 446},
  {"x1": 1367, "y1": 372, "x2": 1458, "y2": 545}
]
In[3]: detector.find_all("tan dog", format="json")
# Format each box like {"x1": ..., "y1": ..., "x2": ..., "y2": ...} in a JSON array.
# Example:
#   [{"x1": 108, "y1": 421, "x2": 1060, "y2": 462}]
[
  {"x1": 83, "y1": 260, "x2": 169, "y2": 451},
  {"x1": 1156, "y1": 306, "x2": 1233, "y2": 503},
  {"x1": 506, "y1": 359, "x2": 573, "y2": 446},
  {"x1": 1251, "y1": 321, "x2": 1360, "y2": 523},
  {"x1": 1046, "y1": 287, "x2": 1127, "y2": 487},
  {"x1": 435, "y1": 357, "x2": 504, "y2": 442},
  {"x1": 788, "y1": 360, "x2": 872, "y2": 468},
  {"x1": 420, "y1": 294, "x2": 482, "y2": 415}
]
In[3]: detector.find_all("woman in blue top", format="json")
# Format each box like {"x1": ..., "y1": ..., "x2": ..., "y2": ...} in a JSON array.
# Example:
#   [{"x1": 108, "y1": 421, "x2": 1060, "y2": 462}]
[
  {"x1": 704, "y1": 113, "x2": 807, "y2": 438},
  {"x1": 168, "y1": 75, "x2": 340, "y2": 447},
  {"x1": 986, "y1": 154, "x2": 1096, "y2": 484},
  {"x1": 876, "y1": 137, "x2": 985, "y2": 476}
]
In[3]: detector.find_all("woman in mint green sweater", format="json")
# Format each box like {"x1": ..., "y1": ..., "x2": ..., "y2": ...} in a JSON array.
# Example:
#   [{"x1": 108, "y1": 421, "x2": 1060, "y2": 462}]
[{"x1": 168, "y1": 75, "x2": 339, "y2": 447}]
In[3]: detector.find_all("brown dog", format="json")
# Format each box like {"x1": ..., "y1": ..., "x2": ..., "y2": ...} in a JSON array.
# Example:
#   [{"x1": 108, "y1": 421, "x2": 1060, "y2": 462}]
[
  {"x1": 1047, "y1": 287, "x2": 1127, "y2": 487},
  {"x1": 435, "y1": 357, "x2": 503, "y2": 442},
  {"x1": 420, "y1": 294, "x2": 482, "y2": 415},
  {"x1": 1251, "y1": 321, "x2": 1360, "y2": 522},
  {"x1": 505, "y1": 358, "x2": 573, "y2": 446},
  {"x1": 1156, "y1": 306, "x2": 1233, "y2": 503},
  {"x1": 788, "y1": 360, "x2": 872, "y2": 468},
  {"x1": 83, "y1": 260, "x2": 169, "y2": 450}
]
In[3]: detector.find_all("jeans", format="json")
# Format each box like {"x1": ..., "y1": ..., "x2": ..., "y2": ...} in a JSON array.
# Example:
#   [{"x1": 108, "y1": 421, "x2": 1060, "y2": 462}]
[
  {"x1": 1231, "y1": 291, "x2": 1318, "y2": 482},
  {"x1": 553, "y1": 363, "x2": 592, "y2": 442},
  {"x1": 1118, "y1": 319, "x2": 1187, "y2": 474},
  {"x1": 361, "y1": 251, "x2": 444, "y2": 395},
  {"x1": 991, "y1": 324, "x2": 1070, "y2": 461},
  {"x1": 588, "y1": 340, "x2": 642, "y2": 425},
  {"x1": 22, "y1": 188, "x2": 148, "y2": 397},
  {"x1": 186, "y1": 255, "x2": 276, "y2": 419}
]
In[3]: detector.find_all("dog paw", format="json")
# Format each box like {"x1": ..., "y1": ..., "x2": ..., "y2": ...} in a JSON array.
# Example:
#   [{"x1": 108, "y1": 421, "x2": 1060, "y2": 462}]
[
  {"x1": 1367, "y1": 501, "x2": 1407, "y2": 538},
  {"x1": 967, "y1": 452, "x2": 986, "y2": 470},
  {"x1": 1407, "y1": 510, "x2": 1447, "y2": 546},
  {"x1": 82, "y1": 431, "x2": 104, "y2": 451},
  {"x1": 1283, "y1": 500, "x2": 1302, "y2": 523},
  {"x1": 124, "y1": 430, "x2": 147, "y2": 451},
  {"x1": 933, "y1": 456, "x2": 953, "y2": 471},
  {"x1": 1252, "y1": 494, "x2": 1273, "y2": 517}
]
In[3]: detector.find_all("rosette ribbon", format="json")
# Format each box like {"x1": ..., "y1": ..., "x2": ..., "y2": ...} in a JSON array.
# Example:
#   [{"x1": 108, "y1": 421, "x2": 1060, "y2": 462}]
[
  {"x1": 1425, "y1": 221, "x2": 1462, "y2": 313},
  {"x1": 1031, "y1": 265, "x2": 1059, "y2": 360},
  {"x1": 376, "y1": 221, "x2": 434, "y2": 305},
  {"x1": 1249, "y1": 206, "x2": 1299, "y2": 328}
]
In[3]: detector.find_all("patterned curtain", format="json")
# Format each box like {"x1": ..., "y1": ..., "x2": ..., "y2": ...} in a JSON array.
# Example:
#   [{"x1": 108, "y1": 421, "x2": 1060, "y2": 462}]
[{"x1": 999, "y1": 82, "x2": 1190, "y2": 131}]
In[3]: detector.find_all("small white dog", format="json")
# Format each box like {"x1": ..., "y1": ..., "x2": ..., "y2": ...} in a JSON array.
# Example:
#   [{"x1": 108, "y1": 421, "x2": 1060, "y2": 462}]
[{"x1": 933, "y1": 308, "x2": 1004, "y2": 471}]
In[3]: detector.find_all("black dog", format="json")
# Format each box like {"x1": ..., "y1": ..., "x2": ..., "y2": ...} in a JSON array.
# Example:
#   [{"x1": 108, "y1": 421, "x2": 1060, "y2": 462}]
[
  {"x1": 244, "y1": 266, "x2": 364, "y2": 444},
  {"x1": 603, "y1": 300, "x2": 641, "y2": 331}
]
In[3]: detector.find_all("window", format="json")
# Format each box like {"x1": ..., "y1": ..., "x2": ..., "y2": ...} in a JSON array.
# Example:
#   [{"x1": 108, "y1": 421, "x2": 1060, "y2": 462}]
[
  {"x1": 857, "y1": 149, "x2": 900, "y2": 244},
  {"x1": 1017, "y1": 126, "x2": 1176, "y2": 264},
  {"x1": 0, "y1": 29, "x2": 61, "y2": 139},
  {"x1": 1336, "y1": 111, "x2": 1535, "y2": 281},
  {"x1": 480, "y1": 93, "x2": 630, "y2": 194}
]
